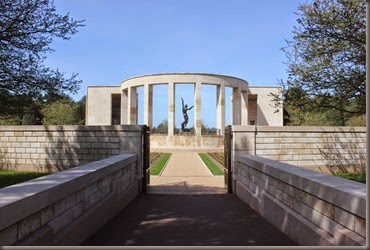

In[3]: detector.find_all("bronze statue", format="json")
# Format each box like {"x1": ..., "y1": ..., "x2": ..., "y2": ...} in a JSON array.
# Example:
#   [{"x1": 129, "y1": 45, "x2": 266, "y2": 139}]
[{"x1": 181, "y1": 98, "x2": 194, "y2": 132}]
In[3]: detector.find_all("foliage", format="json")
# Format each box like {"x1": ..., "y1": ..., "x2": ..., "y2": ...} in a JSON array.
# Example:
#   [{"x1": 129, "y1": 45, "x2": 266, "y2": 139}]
[
  {"x1": 152, "y1": 119, "x2": 168, "y2": 134},
  {"x1": 150, "y1": 153, "x2": 171, "y2": 175},
  {"x1": 333, "y1": 173, "x2": 366, "y2": 184},
  {"x1": 0, "y1": 0, "x2": 84, "y2": 118},
  {"x1": 276, "y1": 0, "x2": 365, "y2": 126},
  {"x1": 41, "y1": 99, "x2": 84, "y2": 125},
  {"x1": 0, "y1": 170, "x2": 50, "y2": 188},
  {"x1": 347, "y1": 114, "x2": 366, "y2": 126},
  {"x1": 198, "y1": 153, "x2": 223, "y2": 175}
]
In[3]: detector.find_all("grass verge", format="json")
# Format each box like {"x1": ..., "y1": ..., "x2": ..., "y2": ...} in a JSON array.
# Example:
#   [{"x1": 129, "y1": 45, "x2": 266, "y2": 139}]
[
  {"x1": 0, "y1": 170, "x2": 50, "y2": 188},
  {"x1": 333, "y1": 173, "x2": 366, "y2": 184},
  {"x1": 150, "y1": 153, "x2": 171, "y2": 175},
  {"x1": 198, "y1": 153, "x2": 224, "y2": 175}
]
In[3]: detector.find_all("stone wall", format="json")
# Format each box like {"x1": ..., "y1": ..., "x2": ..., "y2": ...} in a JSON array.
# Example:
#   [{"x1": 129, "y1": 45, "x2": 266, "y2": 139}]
[
  {"x1": 0, "y1": 125, "x2": 144, "y2": 172},
  {"x1": 151, "y1": 134, "x2": 224, "y2": 150},
  {"x1": 230, "y1": 126, "x2": 366, "y2": 173},
  {"x1": 235, "y1": 155, "x2": 366, "y2": 246},
  {"x1": 0, "y1": 154, "x2": 139, "y2": 246}
]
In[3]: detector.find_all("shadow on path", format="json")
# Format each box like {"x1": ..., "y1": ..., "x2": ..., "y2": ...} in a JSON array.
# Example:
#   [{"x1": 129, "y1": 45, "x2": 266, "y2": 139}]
[{"x1": 83, "y1": 194, "x2": 297, "y2": 246}]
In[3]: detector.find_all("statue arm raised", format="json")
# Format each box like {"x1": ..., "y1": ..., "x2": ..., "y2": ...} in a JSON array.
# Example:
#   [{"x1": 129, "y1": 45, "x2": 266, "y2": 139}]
[{"x1": 181, "y1": 98, "x2": 184, "y2": 108}]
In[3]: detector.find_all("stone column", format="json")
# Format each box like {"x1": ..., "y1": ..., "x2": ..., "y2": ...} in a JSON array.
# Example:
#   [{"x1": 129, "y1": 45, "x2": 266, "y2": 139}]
[
  {"x1": 216, "y1": 84, "x2": 225, "y2": 135},
  {"x1": 241, "y1": 90, "x2": 248, "y2": 125},
  {"x1": 168, "y1": 82, "x2": 175, "y2": 136},
  {"x1": 127, "y1": 86, "x2": 137, "y2": 125},
  {"x1": 143, "y1": 84, "x2": 153, "y2": 128},
  {"x1": 194, "y1": 82, "x2": 202, "y2": 135},
  {"x1": 121, "y1": 89, "x2": 128, "y2": 124},
  {"x1": 232, "y1": 87, "x2": 241, "y2": 125}
]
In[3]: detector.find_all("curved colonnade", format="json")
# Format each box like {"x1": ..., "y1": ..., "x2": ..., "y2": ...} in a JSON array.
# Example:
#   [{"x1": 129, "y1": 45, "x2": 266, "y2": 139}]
[{"x1": 120, "y1": 73, "x2": 249, "y2": 136}]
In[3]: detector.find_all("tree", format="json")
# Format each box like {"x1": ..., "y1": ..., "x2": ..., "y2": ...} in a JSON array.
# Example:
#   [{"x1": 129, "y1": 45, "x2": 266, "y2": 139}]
[
  {"x1": 280, "y1": 0, "x2": 365, "y2": 126},
  {"x1": 41, "y1": 99, "x2": 82, "y2": 125},
  {"x1": 0, "y1": 0, "x2": 84, "y2": 118},
  {"x1": 152, "y1": 119, "x2": 168, "y2": 134}
]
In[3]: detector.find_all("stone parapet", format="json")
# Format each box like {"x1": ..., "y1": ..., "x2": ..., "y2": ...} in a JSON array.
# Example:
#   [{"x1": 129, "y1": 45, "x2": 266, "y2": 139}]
[
  {"x1": 150, "y1": 134, "x2": 224, "y2": 149},
  {"x1": 0, "y1": 154, "x2": 139, "y2": 246},
  {"x1": 235, "y1": 154, "x2": 366, "y2": 246},
  {"x1": 0, "y1": 125, "x2": 144, "y2": 172},
  {"x1": 230, "y1": 126, "x2": 366, "y2": 173}
]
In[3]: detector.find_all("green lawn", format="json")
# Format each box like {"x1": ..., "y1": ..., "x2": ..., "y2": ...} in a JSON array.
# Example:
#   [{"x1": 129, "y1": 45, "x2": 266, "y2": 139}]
[
  {"x1": 198, "y1": 153, "x2": 224, "y2": 175},
  {"x1": 0, "y1": 170, "x2": 50, "y2": 188},
  {"x1": 333, "y1": 173, "x2": 366, "y2": 184},
  {"x1": 150, "y1": 153, "x2": 171, "y2": 175}
]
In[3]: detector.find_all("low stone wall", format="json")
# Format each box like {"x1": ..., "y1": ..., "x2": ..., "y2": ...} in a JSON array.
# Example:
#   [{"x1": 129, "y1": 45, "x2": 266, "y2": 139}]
[
  {"x1": 230, "y1": 126, "x2": 366, "y2": 173},
  {"x1": 151, "y1": 134, "x2": 223, "y2": 149},
  {"x1": 0, "y1": 154, "x2": 139, "y2": 246},
  {"x1": 235, "y1": 155, "x2": 366, "y2": 246},
  {"x1": 0, "y1": 125, "x2": 144, "y2": 172}
]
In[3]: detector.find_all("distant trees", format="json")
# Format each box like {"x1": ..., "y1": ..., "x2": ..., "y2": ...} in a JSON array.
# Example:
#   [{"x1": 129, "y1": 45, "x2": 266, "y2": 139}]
[
  {"x1": 41, "y1": 97, "x2": 85, "y2": 125},
  {"x1": 0, "y1": 0, "x2": 84, "y2": 122},
  {"x1": 277, "y1": 0, "x2": 366, "y2": 126}
]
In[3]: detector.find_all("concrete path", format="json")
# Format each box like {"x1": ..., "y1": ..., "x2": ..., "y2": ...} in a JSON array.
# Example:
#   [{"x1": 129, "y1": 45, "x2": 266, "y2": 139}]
[
  {"x1": 148, "y1": 152, "x2": 225, "y2": 194},
  {"x1": 83, "y1": 194, "x2": 298, "y2": 246}
]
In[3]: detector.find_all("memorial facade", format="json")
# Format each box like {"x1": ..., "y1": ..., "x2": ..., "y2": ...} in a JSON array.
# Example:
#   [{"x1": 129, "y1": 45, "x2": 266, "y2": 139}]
[{"x1": 86, "y1": 73, "x2": 283, "y2": 148}]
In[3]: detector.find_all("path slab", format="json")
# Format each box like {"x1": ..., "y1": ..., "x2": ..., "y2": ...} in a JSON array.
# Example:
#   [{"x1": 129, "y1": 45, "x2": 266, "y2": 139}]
[{"x1": 149, "y1": 152, "x2": 225, "y2": 194}]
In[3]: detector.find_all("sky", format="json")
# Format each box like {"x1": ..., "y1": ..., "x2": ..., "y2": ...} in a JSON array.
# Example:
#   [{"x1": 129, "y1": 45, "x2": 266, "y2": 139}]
[{"x1": 44, "y1": 0, "x2": 302, "y2": 127}]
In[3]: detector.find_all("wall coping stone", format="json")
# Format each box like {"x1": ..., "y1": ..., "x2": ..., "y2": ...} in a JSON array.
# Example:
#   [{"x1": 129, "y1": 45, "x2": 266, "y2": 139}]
[
  {"x1": 0, "y1": 154, "x2": 137, "y2": 231},
  {"x1": 237, "y1": 155, "x2": 366, "y2": 218},
  {"x1": 0, "y1": 125, "x2": 143, "y2": 132},
  {"x1": 231, "y1": 125, "x2": 366, "y2": 133}
]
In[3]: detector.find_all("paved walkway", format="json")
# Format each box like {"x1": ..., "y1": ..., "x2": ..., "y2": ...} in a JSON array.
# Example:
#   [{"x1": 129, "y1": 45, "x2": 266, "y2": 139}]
[
  {"x1": 82, "y1": 194, "x2": 298, "y2": 246},
  {"x1": 82, "y1": 152, "x2": 298, "y2": 246},
  {"x1": 148, "y1": 152, "x2": 225, "y2": 194}
]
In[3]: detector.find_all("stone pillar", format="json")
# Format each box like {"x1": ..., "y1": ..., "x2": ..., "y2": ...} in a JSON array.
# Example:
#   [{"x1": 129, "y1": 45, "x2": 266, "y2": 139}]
[
  {"x1": 143, "y1": 84, "x2": 153, "y2": 128},
  {"x1": 194, "y1": 82, "x2": 202, "y2": 135},
  {"x1": 241, "y1": 90, "x2": 248, "y2": 125},
  {"x1": 232, "y1": 87, "x2": 241, "y2": 125},
  {"x1": 216, "y1": 84, "x2": 225, "y2": 135},
  {"x1": 127, "y1": 86, "x2": 137, "y2": 125},
  {"x1": 168, "y1": 82, "x2": 175, "y2": 136},
  {"x1": 121, "y1": 89, "x2": 128, "y2": 124}
]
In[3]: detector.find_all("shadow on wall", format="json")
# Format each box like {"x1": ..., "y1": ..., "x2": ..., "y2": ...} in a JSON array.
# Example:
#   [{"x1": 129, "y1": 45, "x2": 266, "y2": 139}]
[
  {"x1": 256, "y1": 105, "x2": 268, "y2": 126},
  {"x1": 0, "y1": 148, "x2": 12, "y2": 170},
  {"x1": 43, "y1": 126, "x2": 110, "y2": 173},
  {"x1": 319, "y1": 128, "x2": 366, "y2": 174}
]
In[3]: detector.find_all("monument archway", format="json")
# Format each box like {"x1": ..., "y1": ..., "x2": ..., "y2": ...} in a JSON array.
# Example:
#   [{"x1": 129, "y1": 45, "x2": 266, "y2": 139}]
[{"x1": 86, "y1": 72, "x2": 283, "y2": 149}]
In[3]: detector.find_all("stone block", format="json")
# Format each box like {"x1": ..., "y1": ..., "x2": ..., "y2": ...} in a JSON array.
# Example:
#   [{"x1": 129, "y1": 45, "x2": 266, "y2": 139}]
[
  {"x1": 49, "y1": 216, "x2": 61, "y2": 234},
  {"x1": 81, "y1": 143, "x2": 91, "y2": 149},
  {"x1": 32, "y1": 132, "x2": 44, "y2": 137},
  {"x1": 4, "y1": 131, "x2": 14, "y2": 136},
  {"x1": 55, "y1": 199, "x2": 66, "y2": 217},
  {"x1": 0, "y1": 224, "x2": 17, "y2": 246},
  {"x1": 334, "y1": 207, "x2": 355, "y2": 230},
  {"x1": 65, "y1": 193, "x2": 77, "y2": 210},
  {"x1": 26, "y1": 137, "x2": 38, "y2": 142},
  {"x1": 18, "y1": 212, "x2": 41, "y2": 241},
  {"x1": 86, "y1": 137, "x2": 99, "y2": 143},
  {"x1": 41, "y1": 206, "x2": 55, "y2": 226},
  {"x1": 109, "y1": 137, "x2": 120, "y2": 143},
  {"x1": 72, "y1": 202, "x2": 83, "y2": 220},
  {"x1": 59, "y1": 208, "x2": 73, "y2": 230},
  {"x1": 92, "y1": 143, "x2": 106, "y2": 149},
  {"x1": 354, "y1": 216, "x2": 366, "y2": 237},
  {"x1": 8, "y1": 137, "x2": 17, "y2": 142}
]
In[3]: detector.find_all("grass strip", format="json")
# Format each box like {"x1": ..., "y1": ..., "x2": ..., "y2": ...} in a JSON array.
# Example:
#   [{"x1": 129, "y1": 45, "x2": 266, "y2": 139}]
[
  {"x1": 198, "y1": 153, "x2": 224, "y2": 176},
  {"x1": 333, "y1": 173, "x2": 366, "y2": 184},
  {"x1": 150, "y1": 153, "x2": 171, "y2": 175},
  {"x1": 0, "y1": 170, "x2": 50, "y2": 188}
]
